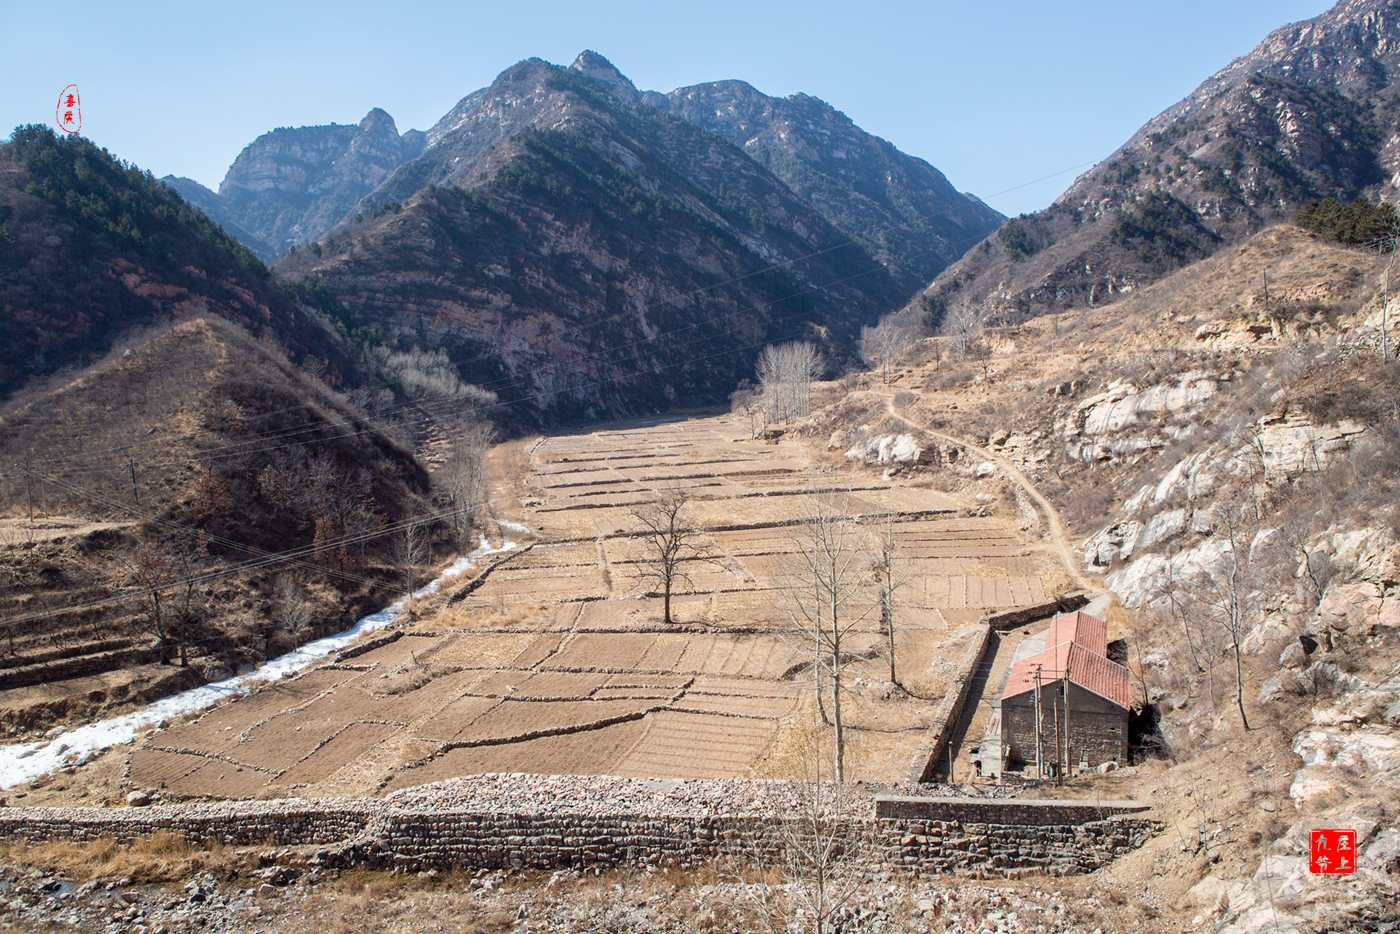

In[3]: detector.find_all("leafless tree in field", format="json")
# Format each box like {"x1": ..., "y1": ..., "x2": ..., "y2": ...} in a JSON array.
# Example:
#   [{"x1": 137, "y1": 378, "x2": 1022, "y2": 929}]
[
  {"x1": 941, "y1": 300, "x2": 988, "y2": 360},
  {"x1": 628, "y1": 486, "x2": 708, "y2": 625},
  {"x1": 756, "y1": 341, "x2": 824, "y2": 424},
  {"x1": 780, "y1": 480, "x2": 878, "y2": 782},
  {"x1": 438, "y1": 421, "x2": 496, "y2": 544},
  {"x1": 126, "y1": 534, "x2": 209, "y2": 667},
  {"x1": 867, "y1": 513, "x2": 912, "y2": 686},
  {"x1": 729, "y1": 381, "x2": 767, "y2": 439},
  {"x1": 126, "y1": 541, "x2": 175, "y2": 661}
]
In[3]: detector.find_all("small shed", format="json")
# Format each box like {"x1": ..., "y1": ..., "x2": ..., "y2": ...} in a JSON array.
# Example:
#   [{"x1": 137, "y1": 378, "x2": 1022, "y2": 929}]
[{"x1": 999, "y1": 612, "x2": 1131, "y2": 774}]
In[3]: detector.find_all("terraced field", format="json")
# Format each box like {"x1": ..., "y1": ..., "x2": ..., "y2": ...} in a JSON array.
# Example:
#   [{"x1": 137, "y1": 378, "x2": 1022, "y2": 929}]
[{"x1": 126, "y1": 415, "x2": 1059, "y2": 798}]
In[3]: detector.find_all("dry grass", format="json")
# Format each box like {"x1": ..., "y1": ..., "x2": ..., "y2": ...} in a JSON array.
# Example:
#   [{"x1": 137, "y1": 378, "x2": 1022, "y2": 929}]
[
  {"x1": 0, "y1": 832, "x2": 232, "y2": 883},
  {"x1": 1038, "y1": 560, "x2": 1083, "y2": 600}
]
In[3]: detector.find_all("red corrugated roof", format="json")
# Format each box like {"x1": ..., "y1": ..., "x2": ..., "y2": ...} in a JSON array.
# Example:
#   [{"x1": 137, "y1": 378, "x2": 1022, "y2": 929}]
[
  {"x1": 1043, "y1": 611, "x2": 1108, "y2": 656},
  {"x1": 1001, "y1": 612, "x2": 1131, "y2": 708}
]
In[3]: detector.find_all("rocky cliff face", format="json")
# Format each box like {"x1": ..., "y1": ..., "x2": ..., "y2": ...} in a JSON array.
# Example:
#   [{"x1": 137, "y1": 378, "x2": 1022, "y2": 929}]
[
  {"x1": 921, "y1": 0, "x2": 1400, "y2": 322},
  {"x1": 280, "y1": 55, "x2": 915, "y2": 427},
  {"x1": 657, "y1": 76, "x2": 1004, "y2": 294},
  {"x1": 164, "y1": 108, "x2": 425, "y2": 261}
]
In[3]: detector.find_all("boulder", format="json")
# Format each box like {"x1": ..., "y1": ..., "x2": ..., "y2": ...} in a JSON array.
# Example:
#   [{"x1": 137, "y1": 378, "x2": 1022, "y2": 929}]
[
  {"x1": 1361, "y1": 828, "x2": 1400, "y2": 875},
  {"x1": 844, "y1": 433, "x2": 924, "y2": 466},
  {"x1": 1278, "y1": 642, "x2": 1308, "y2": 670},
  {"x1": 126, "y1": 790, "x2": 151, "y2": 807},
  {"x1": 1288, "y1": 769, "x2": 1341, "y2": 810}
]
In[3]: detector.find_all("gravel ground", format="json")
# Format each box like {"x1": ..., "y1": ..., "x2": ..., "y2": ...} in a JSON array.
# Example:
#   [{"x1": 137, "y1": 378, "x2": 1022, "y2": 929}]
[
  {"x1": 384, "y1": 774, "x2": 1023, "y2": 818},
  {"x1": 0, "y1": 858, "x2": 1165, "y2": 934}
]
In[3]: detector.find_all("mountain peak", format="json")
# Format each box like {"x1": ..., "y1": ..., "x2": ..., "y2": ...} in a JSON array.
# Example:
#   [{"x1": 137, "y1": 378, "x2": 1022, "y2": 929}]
[
  {"x1": 359, "y1": 107, "x2": 397, "y2": 132},
  {"x1": 570, "y1": 50, "x2": 639, "y2": 100}
]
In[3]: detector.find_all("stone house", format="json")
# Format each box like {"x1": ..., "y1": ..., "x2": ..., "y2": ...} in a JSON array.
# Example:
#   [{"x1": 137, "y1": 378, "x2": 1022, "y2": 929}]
[{"x1": 999, "y1": 612, "x2": 1131, "y2": 774}]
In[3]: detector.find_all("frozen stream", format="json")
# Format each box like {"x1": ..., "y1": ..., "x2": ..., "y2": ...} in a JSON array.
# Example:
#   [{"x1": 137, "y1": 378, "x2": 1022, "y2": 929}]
[{"x1": 0, "y1": 536, "x2": 517, "y2": 790}]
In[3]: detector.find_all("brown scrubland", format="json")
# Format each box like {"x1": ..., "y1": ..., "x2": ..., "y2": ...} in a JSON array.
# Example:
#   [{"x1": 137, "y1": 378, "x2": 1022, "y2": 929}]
[{"x1": 2, "y1": 223, "x2": 1399, "y2": 933}]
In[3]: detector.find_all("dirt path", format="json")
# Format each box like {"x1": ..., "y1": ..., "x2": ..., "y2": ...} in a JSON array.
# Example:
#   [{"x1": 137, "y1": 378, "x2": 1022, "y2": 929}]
[{"x1": 880, "y1": 395, "x2": 1089, "y2": 589}]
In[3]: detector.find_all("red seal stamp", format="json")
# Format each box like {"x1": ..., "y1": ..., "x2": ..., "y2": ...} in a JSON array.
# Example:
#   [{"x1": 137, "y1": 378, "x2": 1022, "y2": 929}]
[
  {"x1": 1310, "y1": 828, "x2": 1357, "y2": 874},
  {"x1": 55, "y1": 84, "x2": 81, "y2": 135}
]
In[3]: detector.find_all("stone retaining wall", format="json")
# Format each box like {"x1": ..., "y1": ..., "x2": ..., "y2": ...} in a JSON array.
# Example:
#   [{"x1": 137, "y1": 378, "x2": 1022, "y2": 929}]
[
  {"x1": 0, "y1": 777, "x2": 1158, "y2": 877},
  {"x1": 982, "y1": 593, "x2": 1089, "y2": 632},
  {"x1": 906, "y1": 623, "x2": 995, "y2": 784}
]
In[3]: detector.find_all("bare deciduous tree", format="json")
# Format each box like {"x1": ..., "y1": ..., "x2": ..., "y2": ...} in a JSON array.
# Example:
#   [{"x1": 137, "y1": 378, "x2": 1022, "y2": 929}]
[
  {"x1": 438, "y1": 421, "x2": 496, "y2": 544},
  {"x1": 629, "y1": 486, "x2": 707, "y2": 625},
  {"x1": 126, "y1": 541, "x2": 174, "y2": 659},
  {"x1": 729, "y1": 381, "x2": 766, "y2": 439},
  {"x1": 868, "y1": 514, "x2": 911, "y2": 686},
  {"x1": 1175, "y1": 493, "x2": 1267, "y2": 731},
  {"x1": 273, "y1": 575, "x2": 315, "y2": 646},
  {"x1": 859, "y1": 319, "x2": 913, "y2": 385},
  {"x1": 724, "y1": 734, "x2": 864, "y2": 934},
  {"x1": 393, "y1": 516, "x2": 430, "y2": 603},
  {"x1": 756, "y1": 341, "x2": 824, "y2": 424},
  {"x1": 126, "y1": 534, "x2": 209, "y2": 667},
  {"x1": 941, "y1": 300, "x2": 988, "y2": 360},
  {"x1": 781, "y1": 482, "x2": 877, "y2": 782}
]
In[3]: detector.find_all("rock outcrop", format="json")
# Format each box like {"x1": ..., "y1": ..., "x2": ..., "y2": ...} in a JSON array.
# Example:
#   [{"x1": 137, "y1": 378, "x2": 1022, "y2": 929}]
[{"x1": 163, "y1": 108, "x2": 426, "y2": 261}]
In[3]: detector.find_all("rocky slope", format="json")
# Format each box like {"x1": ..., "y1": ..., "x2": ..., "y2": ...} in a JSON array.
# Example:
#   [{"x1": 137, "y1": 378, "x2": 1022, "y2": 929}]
[
  {"x1": 794, "y1": 215, "x2": 1400, "y2": 931},
  {"x1": 568, "y1": 51, "x2": 1006, "y2": 293},
  {"x1": 164, "y1": 108, "x2": 425, "y2": 262},
  {"x1": 920, "y1": 0, "x2": 1400, "y2": 323},
  {"x1": 0, "y1": 315, "x2": 433, "y2": 733},
  {"x1": 0, "y1": 126, "x2": 349, "y2": 400},
  {"x1": 278, "y1": 55, "x2": 919, "y2": 426}
]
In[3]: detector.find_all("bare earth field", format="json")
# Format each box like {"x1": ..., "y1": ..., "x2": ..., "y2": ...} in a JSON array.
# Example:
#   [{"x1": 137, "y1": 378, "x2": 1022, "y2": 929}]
[{"x1": 24, "y1": 414, "x2": 1064, "y2": 804}]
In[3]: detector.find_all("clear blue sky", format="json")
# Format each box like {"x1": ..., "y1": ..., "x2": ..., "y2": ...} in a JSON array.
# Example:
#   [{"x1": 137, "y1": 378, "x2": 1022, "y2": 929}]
[{"x1": 2, "y1": 0, "x2": 1334, "y2": 217}]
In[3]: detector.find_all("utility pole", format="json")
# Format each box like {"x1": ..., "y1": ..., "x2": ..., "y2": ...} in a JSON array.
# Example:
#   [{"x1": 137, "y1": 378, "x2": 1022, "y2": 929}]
[
  {"x1": 129, "y1": 458, "x2": 140, "y2": 505},
  {"x1": 1063, "y1": 667, "x2": 1072, "y2": 781},
  {"x1": 21, "y1": 457, "x2": 34, "y2": 523},
  {"x1": 1054, "y1": 696, "x2": 1063, "y2": 787},
  {"x1": 1034, "y1": 666, "x2": 1043, "y2": 780}
]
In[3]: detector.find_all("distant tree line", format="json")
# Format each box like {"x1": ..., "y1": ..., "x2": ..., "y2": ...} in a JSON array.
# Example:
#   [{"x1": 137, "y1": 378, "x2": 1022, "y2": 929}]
[{"x1": 1294, "y1": 197, "x2": 1400, "y2": 247}]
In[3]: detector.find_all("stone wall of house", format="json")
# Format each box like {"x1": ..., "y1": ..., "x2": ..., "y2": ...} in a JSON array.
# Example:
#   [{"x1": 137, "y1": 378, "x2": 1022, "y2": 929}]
[{"x1": 1002, "y1": 682, "x2": 1128, "y2": 772}]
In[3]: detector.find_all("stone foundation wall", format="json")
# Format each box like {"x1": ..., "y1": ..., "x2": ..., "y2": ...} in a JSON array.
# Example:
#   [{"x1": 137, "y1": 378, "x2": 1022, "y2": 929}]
[
  {"x1": 906, "y1": 623, "x2": 995, "y2": 784},
  {"x1": 0, "y1": 772, "x2": 1159, "y2": 879},
  {"x1": 0, "y1": 778, "x2": 1160, "y2": 877}
]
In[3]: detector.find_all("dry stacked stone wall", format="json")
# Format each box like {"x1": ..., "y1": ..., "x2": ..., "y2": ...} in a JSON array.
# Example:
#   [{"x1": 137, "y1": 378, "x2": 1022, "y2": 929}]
[{"x1": 0, "y1": 776, "x2": 1159, "y2": 876}]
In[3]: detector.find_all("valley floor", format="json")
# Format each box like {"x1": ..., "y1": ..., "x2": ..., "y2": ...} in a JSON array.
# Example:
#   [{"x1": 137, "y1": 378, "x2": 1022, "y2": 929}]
[{"x1": 4, "y1": 413, "x2": 1066, "y2": 805}]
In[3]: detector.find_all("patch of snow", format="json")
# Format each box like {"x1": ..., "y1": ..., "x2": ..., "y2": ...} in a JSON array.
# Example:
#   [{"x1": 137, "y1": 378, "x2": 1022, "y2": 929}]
[{"x1": 0, "y1": 536, "x2": 518, "y2": 790}]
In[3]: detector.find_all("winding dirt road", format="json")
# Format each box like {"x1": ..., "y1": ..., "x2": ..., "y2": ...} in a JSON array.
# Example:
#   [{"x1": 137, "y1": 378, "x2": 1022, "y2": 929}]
[{"x1": 880, "y1": 395, "x2": 1091, "y2": 589}]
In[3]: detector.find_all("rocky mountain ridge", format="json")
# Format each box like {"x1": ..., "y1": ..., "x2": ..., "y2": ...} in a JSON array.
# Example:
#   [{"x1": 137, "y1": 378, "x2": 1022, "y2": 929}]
[
  {"x1": 276, "y1": 55, "x2": 934, "y2": 426},
  {"x1": 177, "y1": 51, "x2": 1001, "y2": 292},
  {"x1": 163, "y1": 108, "x2": 426, "y2": 262},
  {"x1": 919, "y1": 0, "x2": 1400, "y2": 324}
]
